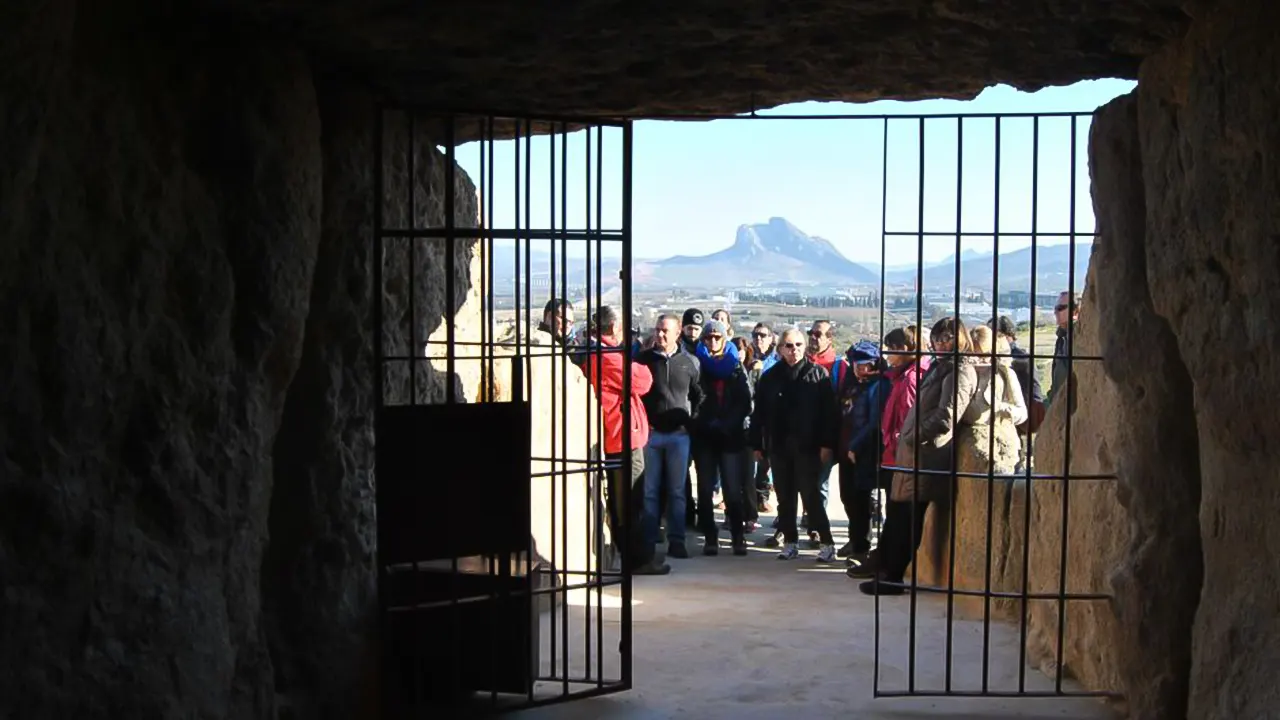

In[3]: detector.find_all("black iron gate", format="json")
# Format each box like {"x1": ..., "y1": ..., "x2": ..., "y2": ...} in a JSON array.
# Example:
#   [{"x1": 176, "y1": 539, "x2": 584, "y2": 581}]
[
  {"x1": 620, "y1": 107, "x2": 1115, "y2": 703},
  {"x1": 373, "y1": 108, "x2": 634, "y2": 715}
]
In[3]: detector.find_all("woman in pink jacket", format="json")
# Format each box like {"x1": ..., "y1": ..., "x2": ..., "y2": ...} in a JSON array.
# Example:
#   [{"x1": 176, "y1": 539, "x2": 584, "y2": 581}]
[{"x1": 847, "y1": 325, "x2": 929, "y2": 580}]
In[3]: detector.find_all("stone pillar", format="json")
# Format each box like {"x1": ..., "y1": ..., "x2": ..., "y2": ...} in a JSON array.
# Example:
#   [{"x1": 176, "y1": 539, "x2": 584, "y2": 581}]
[{"x1": 1137, "y1": 2, "x2": 1280, "y2": 715}]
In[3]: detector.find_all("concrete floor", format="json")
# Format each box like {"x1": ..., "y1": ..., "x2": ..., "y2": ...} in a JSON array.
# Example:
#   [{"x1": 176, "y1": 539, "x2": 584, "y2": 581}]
[{"x1": 511, "y1": 482, "x2": 1117, "y2": 720}]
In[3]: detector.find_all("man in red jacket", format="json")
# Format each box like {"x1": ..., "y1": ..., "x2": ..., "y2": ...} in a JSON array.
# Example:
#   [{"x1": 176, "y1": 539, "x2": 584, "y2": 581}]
[{"x1": 583, "y1": 306, "x2": 668, "y2": 575}]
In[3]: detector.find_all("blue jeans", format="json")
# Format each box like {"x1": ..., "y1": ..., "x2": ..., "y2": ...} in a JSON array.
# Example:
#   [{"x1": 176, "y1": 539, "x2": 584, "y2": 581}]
[{"x1": 644, "y1": 430, "x2": 691, "y2": 546}]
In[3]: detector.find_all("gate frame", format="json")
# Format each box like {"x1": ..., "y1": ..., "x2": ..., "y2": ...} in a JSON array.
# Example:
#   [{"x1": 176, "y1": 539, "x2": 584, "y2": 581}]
[
  {"x1": 371, "y1": 100, "x2": 1119, "y2": 707},
  {"x1": 372, "y1": 105, "x2": 637, "y2": 715}
]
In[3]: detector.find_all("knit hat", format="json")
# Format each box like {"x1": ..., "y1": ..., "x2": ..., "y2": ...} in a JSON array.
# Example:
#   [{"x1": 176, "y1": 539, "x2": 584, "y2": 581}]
[
  {"x1": 681, "y1": 308, "x2": 704, "y2": 328},
  {"x1": 847, "y1": 340, "x2": 881, "y2": 364},
  {"x1": 702, "y1": 319, "x2": 728, "y2": 337}
]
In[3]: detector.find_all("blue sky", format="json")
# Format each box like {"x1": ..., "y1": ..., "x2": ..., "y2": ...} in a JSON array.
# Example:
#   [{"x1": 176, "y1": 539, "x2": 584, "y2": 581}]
[{"x1": 454, "y1": 78, "x2": 1135, "y2": 268}]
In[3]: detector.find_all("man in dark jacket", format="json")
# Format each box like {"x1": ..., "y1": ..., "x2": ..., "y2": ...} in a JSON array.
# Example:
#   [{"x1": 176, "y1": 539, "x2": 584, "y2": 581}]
[
  {"x1": 636, "y1": 314, "x2": 702, "y2": 560},
  {"x1": 678, "y1": 307, "x2": 705, "y2": 526},
  {"x1": 749, "y1": 328, "x2": 841, "y2": 562},
  {"x1": 1046, "y1": 292, "x2": 1078, "y2": 408},
  {"x1": 991, "y1": 316, "x2": 1044, "y2": 405}
]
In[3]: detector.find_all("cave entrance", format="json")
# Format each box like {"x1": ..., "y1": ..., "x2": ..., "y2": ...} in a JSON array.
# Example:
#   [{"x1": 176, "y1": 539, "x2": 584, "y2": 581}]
[
  {"x1": 369, "y1": 102, "x2": 1115, "y2": 713},
  {"x1": 371, "y1": 108, "x2": 637, "y2": 715}
]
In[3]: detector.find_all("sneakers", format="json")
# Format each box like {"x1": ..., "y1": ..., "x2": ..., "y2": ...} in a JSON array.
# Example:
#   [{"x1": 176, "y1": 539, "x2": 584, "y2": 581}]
[
  {"x1": 816, "y1": 544, "x2": 837, "y2": 563},
  {"x1": 764, "y1": 532, "x2": 783, "y2": 548},
  {"x1": 836, "y1": 541, "x2": 857, "y2": 558},
  {"x1": 667, "y1": 542, "x2": 690, "y2": 560},
  {"x1": 806, "y1": 530, "x2": 821, "y2": 549},
  {"x1": 777, "y1": 543, "x2": 799, "y2": 560}
]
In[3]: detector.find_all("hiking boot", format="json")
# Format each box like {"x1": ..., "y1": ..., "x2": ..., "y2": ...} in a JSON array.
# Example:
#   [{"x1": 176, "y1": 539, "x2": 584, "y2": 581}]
[
  {"x1": 847, "y1": 557, "x2": 881, "y2": 578},
  {"x1": 816, "y1": 544, "x2": 837, "y2": 563},
  {"x1": 777, "y1": 543, "x2": 799, "y2": 560},
  {"x1": 703, "y1": 539, "x2": 719, "y2": 556},
  {"x1": 667, "y1": 542, "x2": 689, "y2": 560},
  {"x1": 634, "y1": 561, "x2": 672, "y2": 576}
]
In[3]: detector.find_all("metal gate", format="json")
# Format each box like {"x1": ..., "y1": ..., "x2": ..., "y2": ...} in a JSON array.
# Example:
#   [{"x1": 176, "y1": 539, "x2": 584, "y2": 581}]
[
  {"x1": 373, "y1": 108, "x2": 635, "y2": 715},
  {"x1": 623, "y1": 107, "x2": 1115, "y2": 702}
]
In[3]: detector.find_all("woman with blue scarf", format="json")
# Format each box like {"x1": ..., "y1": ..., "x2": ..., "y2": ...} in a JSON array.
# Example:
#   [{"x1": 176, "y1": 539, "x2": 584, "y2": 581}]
[{"x1": 691, "y1": 320, "x2": 752, "y2": 556}]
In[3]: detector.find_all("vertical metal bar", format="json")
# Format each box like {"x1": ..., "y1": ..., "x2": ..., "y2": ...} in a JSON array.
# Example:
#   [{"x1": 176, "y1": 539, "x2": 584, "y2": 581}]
[
  {"x1": 513, "y1": 120, "x2": 523, "y2": 352},
  {"x1": 1018, "y1": 115, "x2": 1041, "y2": 693},
  {"x1": 619, "y1": 121, "x2": 635, "y2": 690},
  {"x1": 445, "y1": 118, "x2": 457, "y2": 405},
  {"x1": 944, "y1": 115, "x2": 963, "y2": 694},
  {"x1": 873, "y1": 116, "x2": 888, "y2": 697},
  {"x1": 981, "y1": 115, "x2": 1002, "y2": 693},
  {"x1": 476, "y1": 115, "x2": 498, "y2": 712},
  {"x1": 443, "y1": 114, "x2": 462, "y2": 711},
  {"x1": 547, "y1": 121, "x2": 559, "y2": 686},
  {"x1": 485, "y1": 117, "x2": 496, "y2": 403},
  {"x1": 1056, "y1": 115, "x2": 1079, "y2": 694},
  {"x1": 907, "y1": 115, "x2": 925, "y2": 695},
  {"x1": 581, "y1": 123, "x2": 594, "y2": 683},
  {"x1": 593, "y1": 124, "x2": 605, "y2": 688},
  {"x1": 408, "y1": 113, "x2": 417, "y2": 407},
  {"x1": 522, "y1": 119, "x2": 536, "y2": 705},
  {"x1": 559, "y1": 122, "x2": 571, "y2": 695}
]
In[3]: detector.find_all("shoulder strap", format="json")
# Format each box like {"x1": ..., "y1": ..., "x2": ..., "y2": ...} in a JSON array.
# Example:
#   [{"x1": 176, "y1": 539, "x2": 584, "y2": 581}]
[{"x1": 831, "y1": 360, "x2": 843, "y2": 390}]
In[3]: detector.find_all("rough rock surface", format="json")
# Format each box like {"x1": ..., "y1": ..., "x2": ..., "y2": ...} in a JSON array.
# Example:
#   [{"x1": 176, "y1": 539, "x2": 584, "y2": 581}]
[
  {"x1": 209, "y1": 0, "x2": 1191, "y2": 115},
  {"x1": 1138, "y1": 4, "x2": 1279, "y2": 716},
  {"x1": 0, "y1": 8, "x2": 321, "y2": 718},
  {"x1": 0, "y1": 8, "x2": 483, "y2": 718},
  {"x1": 263, "y1": 77, "x2": 381, "y2": 719},
  {"x1": 1022, "y1": 268, "x2": 1131, "y2": 699}
]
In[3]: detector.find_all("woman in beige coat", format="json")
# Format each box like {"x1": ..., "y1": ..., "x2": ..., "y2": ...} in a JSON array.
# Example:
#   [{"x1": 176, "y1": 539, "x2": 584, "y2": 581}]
[
  {"x1": 957, "y1": 325, "x2": 1029, "y2": 476},
  {"x1": 860, "y1": 316, "x2": 977, "y2": 595}
]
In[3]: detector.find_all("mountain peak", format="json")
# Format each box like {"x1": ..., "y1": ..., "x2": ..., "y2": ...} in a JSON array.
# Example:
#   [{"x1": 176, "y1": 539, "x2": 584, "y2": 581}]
[{"x1": 654, "y1": 217, "x2": 877, "y2": 284}]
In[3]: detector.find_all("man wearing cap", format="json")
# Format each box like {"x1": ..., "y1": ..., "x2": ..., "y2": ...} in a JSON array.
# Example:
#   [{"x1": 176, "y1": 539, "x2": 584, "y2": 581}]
[
  {"x1": 636, "y1": 314, "x2": 702, "y2": 561},
  {"x1": 677, "y1": 307, "x2": 705, "y2": 526},
  {"x1": 837, "y1": 341, "x2": 892, "y2": 562}
]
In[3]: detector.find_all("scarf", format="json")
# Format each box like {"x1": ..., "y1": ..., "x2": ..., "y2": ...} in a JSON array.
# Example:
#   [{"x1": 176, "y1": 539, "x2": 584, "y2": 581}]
[
  {"x1": 696, "y1": 339, "x2": 741, "y2": 380},
  {"x1": 808, "y1": 345, "x2": 837, "y2": 373}
]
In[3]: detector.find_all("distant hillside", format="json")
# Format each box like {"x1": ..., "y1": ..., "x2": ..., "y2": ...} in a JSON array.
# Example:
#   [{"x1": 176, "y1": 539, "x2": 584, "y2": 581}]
[
  {"x1": 884, "y1": 243, "x2": 1093, "y2": 292},
  {"x1": 636, "y1": 217, "x2": 877, "y2": 289}
]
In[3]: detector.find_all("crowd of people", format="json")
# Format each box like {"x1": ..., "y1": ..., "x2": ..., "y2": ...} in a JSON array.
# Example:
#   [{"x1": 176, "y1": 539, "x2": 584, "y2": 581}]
[{"x1": 539, "y1": 291, "x2": 1079, "y2": 596}]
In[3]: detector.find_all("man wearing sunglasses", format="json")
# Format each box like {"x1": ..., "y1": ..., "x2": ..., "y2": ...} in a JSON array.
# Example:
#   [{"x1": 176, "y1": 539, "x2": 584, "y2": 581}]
[
  {"x1": 1046, "y1": 291, "x2": 1079, "y2": 408},
  {"x1": 748, "y1": 328, "x2": 841, "y2": 562}
]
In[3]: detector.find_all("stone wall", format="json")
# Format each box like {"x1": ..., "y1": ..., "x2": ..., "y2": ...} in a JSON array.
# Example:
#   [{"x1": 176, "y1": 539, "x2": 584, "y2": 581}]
[
  {"x1": 1132, "y1": 3, "x2": 1280, "y2": 716},
  {"x1": 0, "y1": 6, "x2": 481, "y2": 718},
  {"x1": 1022, "y1": 266, "x2": 1130, "y2": 697}
]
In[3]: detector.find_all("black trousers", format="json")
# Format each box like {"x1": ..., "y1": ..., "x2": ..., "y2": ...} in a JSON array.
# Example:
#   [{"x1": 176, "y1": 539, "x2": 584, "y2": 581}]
[
  {"x1": 605, "y1": 448, "x2": 651, "y2": 566},
  {"x1": 840, "y1": 464, "x2": 889, "y2": 554},
  {"x1": 878, "y1": 498, "x2": 931, "y2": 583},
  {"x1": 754, "y1": 457, "x2": 772, "y2": 504},
  {"x1": 770, "y1": 447, "x2": 834, "y2": 545},
  {"x1": 695, "y1": 447, "x2": 749, "y2": 541}
]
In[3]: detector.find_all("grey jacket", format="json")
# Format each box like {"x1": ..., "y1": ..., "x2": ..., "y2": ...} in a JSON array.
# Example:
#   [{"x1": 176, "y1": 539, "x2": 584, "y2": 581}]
[{"x1": 892, "y1": 356, "x2": 979, "y2": 502}]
